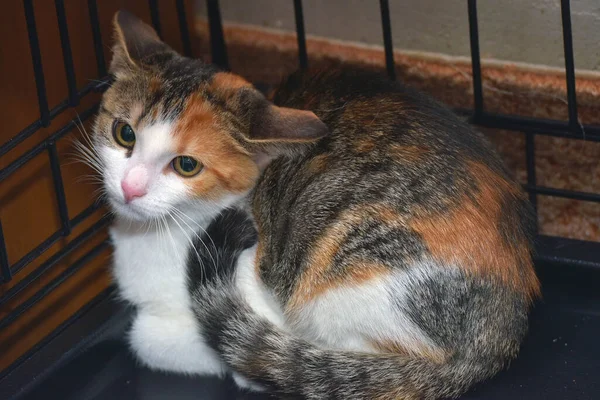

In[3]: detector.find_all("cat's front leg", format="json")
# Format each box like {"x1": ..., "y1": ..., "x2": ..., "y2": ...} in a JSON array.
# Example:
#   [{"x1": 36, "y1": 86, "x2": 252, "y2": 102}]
[{"x1": 129, "y1": 309, "x2": 226, "y2": 377}]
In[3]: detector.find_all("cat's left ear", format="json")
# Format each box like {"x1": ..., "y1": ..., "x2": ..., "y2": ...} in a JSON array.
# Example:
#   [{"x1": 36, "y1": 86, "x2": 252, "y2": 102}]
[
  {"x1": 247, "y1": 104, "x2": 328, "y2": 143},
  {"x1": 237, "y1": 88, "x2": 329, "y2": 151},
  {"x1": 110, "y1": 10, "x2": 175, "y2": 74},
  {"x1": 245, "y1": 98, "x2": 328, "y2": 168},
  {"x1": 209, "y1": 72, "x2": 329, "y2": 167}
]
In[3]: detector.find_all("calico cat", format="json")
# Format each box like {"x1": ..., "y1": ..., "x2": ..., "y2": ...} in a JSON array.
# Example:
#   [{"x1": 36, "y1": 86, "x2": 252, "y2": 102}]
[
  {"x1": 93, "y1": 11, "x2": 540, "y2": 400},
  {"x1": 88, "y1": 11, "x2": 260, "y2": 380}
]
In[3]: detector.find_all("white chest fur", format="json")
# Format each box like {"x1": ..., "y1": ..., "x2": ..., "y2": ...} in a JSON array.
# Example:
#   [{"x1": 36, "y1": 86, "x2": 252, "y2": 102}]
[
  {"x1": 110, "y1": 215, "x2": 229, "y2": 377},
  {"x1": 110, "y1": 219, "x2": 197, "y2": 314}
]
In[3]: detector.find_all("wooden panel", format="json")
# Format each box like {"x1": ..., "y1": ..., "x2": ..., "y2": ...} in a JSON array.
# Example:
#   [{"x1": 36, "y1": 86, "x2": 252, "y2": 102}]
[{"x1": 0, "y1": 0, "x2": 199, "y2": 372}]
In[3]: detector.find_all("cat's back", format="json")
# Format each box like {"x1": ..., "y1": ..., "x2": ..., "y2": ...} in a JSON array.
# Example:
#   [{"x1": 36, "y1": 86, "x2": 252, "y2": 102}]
[
  {"x1": 263, "y1": 68, "x2": 527, "y2": 226},
  {"x1": 274, "y1": 68, "x2": 501, "y2": 171},
  {"x1": 254, "y1": 68, "x2": 539, "y2": 304}
]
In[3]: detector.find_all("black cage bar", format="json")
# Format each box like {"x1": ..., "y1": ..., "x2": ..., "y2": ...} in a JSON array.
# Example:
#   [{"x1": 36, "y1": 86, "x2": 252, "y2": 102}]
[{"x1": 1, "y1": 0, "x2": 599, "y2": 379}]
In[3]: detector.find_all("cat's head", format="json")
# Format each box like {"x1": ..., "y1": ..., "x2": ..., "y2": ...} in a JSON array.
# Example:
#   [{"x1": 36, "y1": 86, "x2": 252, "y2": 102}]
[{"x1": 92, "y1": 10, "x2": 327, "y2": 223}]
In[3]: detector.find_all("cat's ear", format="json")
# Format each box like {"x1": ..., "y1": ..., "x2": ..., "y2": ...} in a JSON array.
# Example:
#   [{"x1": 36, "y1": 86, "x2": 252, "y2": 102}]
[
  {"x1": 243, "y1": 94, "x2": 328, "y2": 168},
  {"x1": 246, "y1": 104, "x2": 328, "y2": 144},
  {"x1": 236, "y1": 88, "x2": 328, "y2": 157},
  {"x1": 110, "y1": 10, "x2": 174, "y2": 74},
  {"x1": 209, "y1": 72, "x2": 329, "y2": 168}
]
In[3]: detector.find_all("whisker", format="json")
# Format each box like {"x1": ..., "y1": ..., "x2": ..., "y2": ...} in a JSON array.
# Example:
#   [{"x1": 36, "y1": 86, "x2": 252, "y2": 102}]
[
  {"x1": 174, "y1": 208, "x2": 221, "y2": 270},
  {"x1": 169, "y1": 210, "x2": 206, "y2": 282},
  {"x1": 171, "y1": 208, "x2": 218, "y2": 270},
  {"x1": 158, "y1": 215, "x2": 168, "y2": 255}
]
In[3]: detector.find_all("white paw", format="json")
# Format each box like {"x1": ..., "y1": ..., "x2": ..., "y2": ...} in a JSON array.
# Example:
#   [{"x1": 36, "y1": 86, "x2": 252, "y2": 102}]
[
  {"x1": 232, "y1": 372, "x2": 266, "y2": 392},
  {"x1": 129, "y1": 310, "x2": 227, "y2": 377}
]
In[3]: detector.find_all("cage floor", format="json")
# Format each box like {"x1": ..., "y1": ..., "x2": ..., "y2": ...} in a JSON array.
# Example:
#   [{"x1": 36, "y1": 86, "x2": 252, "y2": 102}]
[{"x1": 2, "y1": 263, "x2": 599, "y2": 400}]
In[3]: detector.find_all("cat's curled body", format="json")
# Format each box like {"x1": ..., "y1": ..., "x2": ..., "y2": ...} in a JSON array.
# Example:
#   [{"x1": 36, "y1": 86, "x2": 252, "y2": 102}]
[
  {"x1": 96, "y1": 11, "x2": 539, "y2": 400},
  {"x1": 194, "y1": 69, "x2": 541, "y2": 399}
]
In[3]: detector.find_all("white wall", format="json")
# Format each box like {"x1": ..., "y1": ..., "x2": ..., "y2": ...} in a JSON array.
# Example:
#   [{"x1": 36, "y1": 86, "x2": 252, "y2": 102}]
[{"x1": 197, "y1": 0, "x2": 600, "y2": 71}]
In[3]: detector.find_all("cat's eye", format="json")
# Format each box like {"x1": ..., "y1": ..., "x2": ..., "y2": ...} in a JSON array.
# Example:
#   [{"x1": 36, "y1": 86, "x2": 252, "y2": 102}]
[
  {"x1": 172, "y1": 156, "x2": 203, "y2": 177},
  {"x1": 113, "y1": 121, "x2": 136, "y2": 148}
]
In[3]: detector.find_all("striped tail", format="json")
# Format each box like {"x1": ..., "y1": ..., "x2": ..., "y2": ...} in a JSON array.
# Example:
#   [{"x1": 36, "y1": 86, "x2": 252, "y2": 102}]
[{"x1": 192, "y1": 284, "x2": 510, "y2": 400}]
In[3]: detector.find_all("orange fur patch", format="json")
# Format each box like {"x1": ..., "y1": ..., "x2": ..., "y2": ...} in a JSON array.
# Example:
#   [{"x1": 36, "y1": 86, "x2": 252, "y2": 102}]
[
  {"x1": 354, "y1": 137, "x2": 377, "y2": 153},
  {"x1": 389, "y1": 144, "x2": 429, "y2": 163},
  {"x1": 287, "y1": 204, "x2": 400, "y2": 309},
  {"x1": 288, "y1": 260, "x2": 389, "y2": 311},
  {"x1": 173, "y1": 92, "x2": 259, "y2": 199},
  {"x1": 372, "y1": 387, "x2": 420, "y2": 400},
  {"x1": 150, "y1": 106, "x2": 159, "y2": 121},
  {"x1": 254, "y1": 240, "x2": 265, "y2": 274},
  {"x1": 371, "y1": 339, "x2": 448, "y2": 364},
  {"x1": 208, "y1": 72, "x2": 252, "y2": 102},
  {"x1": 211, "y1": 72, "x2": 252, "y2": 90},
  {"x1": 343, "y1": 98, "x2": 404, "y2": 128},
  {"x1": 305, "y1": 154, "x2": 329, "y2": 173},
  {"x1": 149, "y1": 76, "x2": 162, "y2": 93},
  {"x1": 410, "y1": 161, "x2": 539, "y2": 300}
]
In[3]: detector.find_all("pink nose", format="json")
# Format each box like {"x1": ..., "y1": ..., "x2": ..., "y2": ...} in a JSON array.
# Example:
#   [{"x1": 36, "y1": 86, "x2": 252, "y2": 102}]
[{"x1": 121, "y1": 165, "x2": 148, "y2": 203}]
